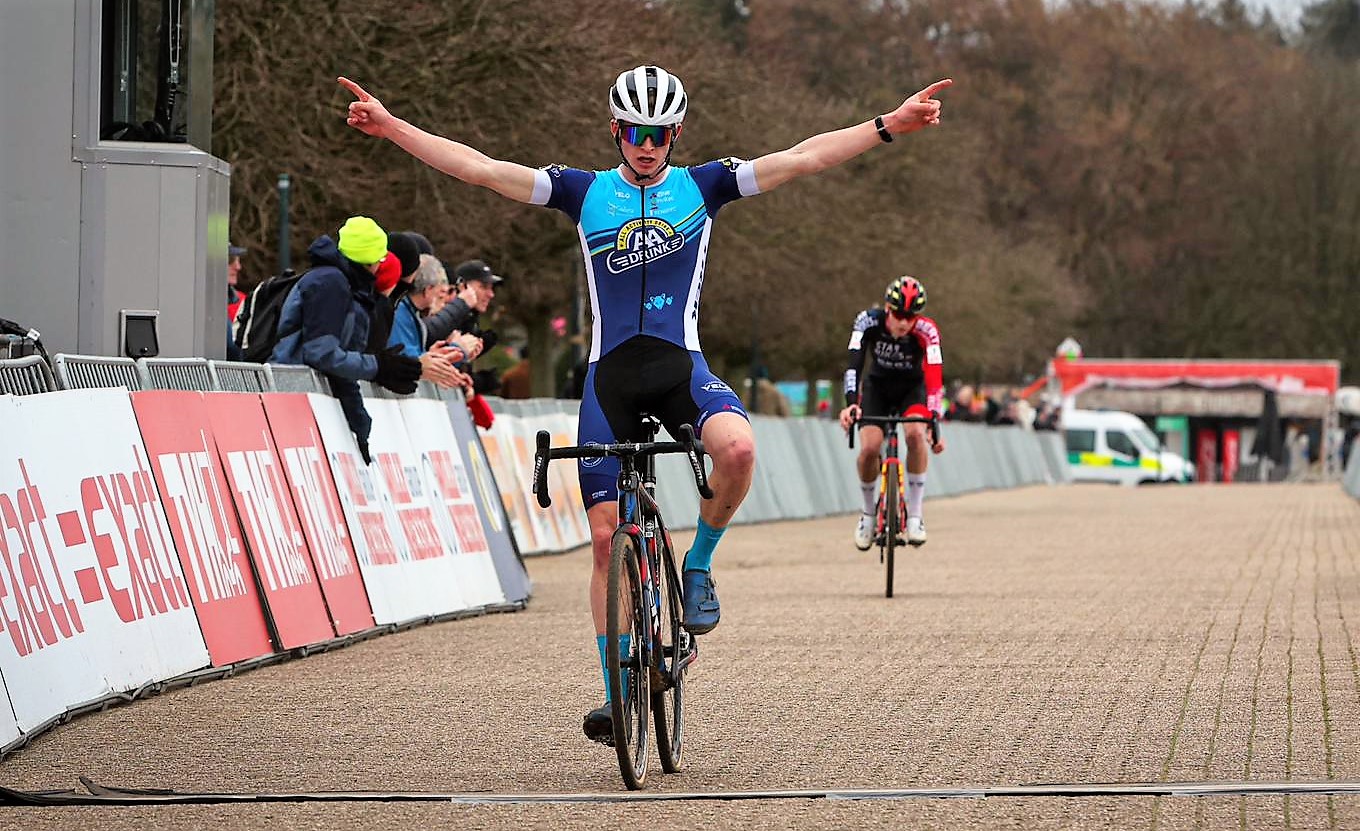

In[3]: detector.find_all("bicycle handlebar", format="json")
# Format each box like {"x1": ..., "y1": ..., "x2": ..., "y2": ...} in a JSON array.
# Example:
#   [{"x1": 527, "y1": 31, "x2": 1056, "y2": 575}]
[
  {"x1": 848, "y1": 413, "x2": 939, "y2": 450},
  {"x1": 533, "y1": 423, "x2": 713, "y2": 509}
]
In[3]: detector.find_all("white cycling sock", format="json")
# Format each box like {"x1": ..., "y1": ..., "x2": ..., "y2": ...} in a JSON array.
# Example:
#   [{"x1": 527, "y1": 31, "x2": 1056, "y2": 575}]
[
  {"x1": 907, "y1": 474, "x2": 927, "y2": 518},
  {"x1": 860, "y1": 480, "x2": 877, "y2": 515}
]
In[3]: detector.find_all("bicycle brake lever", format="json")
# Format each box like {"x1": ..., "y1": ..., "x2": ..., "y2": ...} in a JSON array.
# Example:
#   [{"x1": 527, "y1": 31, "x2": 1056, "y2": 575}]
[
  {"x1": 679, "y1": 424, "x2": 714, "y2": 500},
  {"x1": 533, "y1": 430, "x2": 552, "y2": 508}
]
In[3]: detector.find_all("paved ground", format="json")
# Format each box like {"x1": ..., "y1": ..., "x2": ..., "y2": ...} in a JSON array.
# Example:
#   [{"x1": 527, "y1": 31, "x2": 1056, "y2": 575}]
[{"x1": 4, "y1": 483, "x2": 1360, "y2": 829}]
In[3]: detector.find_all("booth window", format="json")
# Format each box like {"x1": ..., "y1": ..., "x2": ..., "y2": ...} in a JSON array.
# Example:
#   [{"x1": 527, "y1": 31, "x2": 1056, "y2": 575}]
[
  {"x1": 100, "y1": 0, "x2": 191, "y2": 143},
  {"x1": 1107, "y1": 431, "x2": 1138, "y2": 458}
]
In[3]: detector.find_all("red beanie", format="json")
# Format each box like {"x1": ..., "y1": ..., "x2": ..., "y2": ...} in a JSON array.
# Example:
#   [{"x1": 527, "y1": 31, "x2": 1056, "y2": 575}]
[{"x1": 374, "y1": 252, "x2": 401, "y2": 295}]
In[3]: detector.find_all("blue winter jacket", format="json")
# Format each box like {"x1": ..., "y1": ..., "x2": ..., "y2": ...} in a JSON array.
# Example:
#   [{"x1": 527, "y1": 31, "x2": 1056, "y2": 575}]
[
  {"x1": 387, "y1": 294, "x2": 426, "y2": 360},
  {"x1": 269, "y1": 235, "x2": 380, "y2": 444}
]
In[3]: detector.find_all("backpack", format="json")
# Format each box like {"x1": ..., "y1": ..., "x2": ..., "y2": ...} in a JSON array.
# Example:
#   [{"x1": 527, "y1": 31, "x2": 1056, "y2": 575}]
[{"x1": 235, "y1": 268, "x2": 303, "y2": 364}]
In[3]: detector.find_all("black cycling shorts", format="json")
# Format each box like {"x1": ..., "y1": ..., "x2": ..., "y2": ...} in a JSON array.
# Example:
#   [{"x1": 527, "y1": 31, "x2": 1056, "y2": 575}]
[
  {"x1": 859, "y1": 374, "x2": 927, "y2": 421},
  {"x1": 577, "y1": 335, "x2": 748, "y2": 508}
]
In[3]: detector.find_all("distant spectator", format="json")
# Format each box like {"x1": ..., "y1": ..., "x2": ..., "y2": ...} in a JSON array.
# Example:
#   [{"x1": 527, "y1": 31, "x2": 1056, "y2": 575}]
[
  {"x1": 385, "y1": 232, "x2": 423, "y2": 304},
  {"x1": 227, "y1": 241, "x2": 247, "y2": 325},
  {"x1": 269, "y1": 216, "x2": 422, "y2": 463},
  {"x1": 946, "y1": 384, "x2": 982, "y2": 422},
  {"x1": 499, "y1": 346, "x2": 532, "y2": 399}
]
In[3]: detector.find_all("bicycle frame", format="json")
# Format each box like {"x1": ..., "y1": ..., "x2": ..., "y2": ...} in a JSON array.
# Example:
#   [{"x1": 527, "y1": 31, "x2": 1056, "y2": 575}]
[{"x1": 532, "y1": 418, "x2": 711, "y2": 786}]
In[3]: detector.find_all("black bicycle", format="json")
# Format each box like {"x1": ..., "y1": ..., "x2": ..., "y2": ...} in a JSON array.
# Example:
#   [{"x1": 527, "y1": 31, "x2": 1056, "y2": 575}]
[
  {"x1": 849, "y1": 411, "x2": 939, "y2": 598},
  {"x1": 533, "y1": 417, "x2": 711, "y2": 790}
]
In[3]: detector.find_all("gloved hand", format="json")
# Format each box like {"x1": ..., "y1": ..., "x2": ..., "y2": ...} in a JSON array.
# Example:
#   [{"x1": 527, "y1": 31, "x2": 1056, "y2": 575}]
[{"x1": 373, "y1": 346, "x2": 421, "y2": 395}]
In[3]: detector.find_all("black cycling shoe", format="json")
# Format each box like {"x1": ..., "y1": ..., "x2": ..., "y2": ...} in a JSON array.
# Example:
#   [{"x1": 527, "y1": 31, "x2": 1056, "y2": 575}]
[{"x1": 583, "y1": 703, "x2": 615, "y2": 746}]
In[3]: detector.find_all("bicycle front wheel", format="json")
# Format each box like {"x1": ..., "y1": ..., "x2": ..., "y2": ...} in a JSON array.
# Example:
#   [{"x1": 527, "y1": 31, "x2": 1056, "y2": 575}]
[
  {"x1": 884, "y1": 463, "x2": 900, "y2": 598},
  {"x1": 652, "y1": 533, "x2": 687, "y2": 773},
  {"x1": 607, "y1": 530, "x2": 651, "y2": 789}
]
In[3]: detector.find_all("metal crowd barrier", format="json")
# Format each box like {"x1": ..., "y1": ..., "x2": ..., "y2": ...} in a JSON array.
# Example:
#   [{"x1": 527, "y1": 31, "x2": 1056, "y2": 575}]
[
  {"x1": 53, "y1": 354, "x2": 143, "y2": 391},
  {"x1": 208, "y1": 360, "x2": 271, "y2": 393},
  {"x1": 138, "y1": 357, "x2": 213, "y2": 391},
  {"x1": 0, "y1": 355, "x2": 56, "y2": 395},
  {"x1": 265, "y1": 364, "x2": 329, "y2": 394}
]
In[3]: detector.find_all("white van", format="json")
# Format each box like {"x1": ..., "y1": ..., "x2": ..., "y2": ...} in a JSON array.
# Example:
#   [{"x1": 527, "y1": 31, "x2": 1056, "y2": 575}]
[{"x1": 1063, "y1": 409, "x2": 1193, "y2": 485}]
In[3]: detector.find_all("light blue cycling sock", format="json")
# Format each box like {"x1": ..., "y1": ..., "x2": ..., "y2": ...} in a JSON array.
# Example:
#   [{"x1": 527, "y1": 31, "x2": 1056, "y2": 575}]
[
  {"x1": 597, "y1": 633, "x2": 632, "y2": 702},
  {"x1": 683, "y1": 518, "x2": 726, "y2": 573}
]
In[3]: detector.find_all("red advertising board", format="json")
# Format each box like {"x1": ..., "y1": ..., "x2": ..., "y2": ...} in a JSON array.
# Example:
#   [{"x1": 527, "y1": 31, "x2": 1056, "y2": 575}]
[
  {"x1": 1196, "y1": 429, "x2": 1219, "y2": 484},
  {"x1": 261, "y1": 394, "x2": 374, "y2": 635},
  {"x1": 206, "y1": 394, "x2": 335, "y2": 648},
  {"x1": 131, "y1": 391, "x2": 275, "y2": 665},
  {"x1": 1222, "y1": 429, "x2": 1240, "y2": 484}
]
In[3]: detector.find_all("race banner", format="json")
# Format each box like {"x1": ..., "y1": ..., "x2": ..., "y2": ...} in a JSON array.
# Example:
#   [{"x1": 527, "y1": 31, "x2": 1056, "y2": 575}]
[
  {"x1": 308, "y1": 395, "x2": 423, "y2": 624},
  {"x1": 443, "y1": 393, "x2": 530, "y2": 603},
  {"x1": 398, "y1": 398, "x2": 504, "y2": 608},
  {"x1": 1, "y1": 668, "x2": 20, "y2": 748},
  {"x1": 261, "y1": 394, "x2": 374, "y2": 636},
  {"x1": 481, "y1": 413, "x2": 554, "y2": 554},
  {"x1": 206, "y1": 394, "x2": 335, "y2": 648},
  {"x1": 546, "y1": 410, "x2": 589, "y2": 550},
  {"x1": 0, "y1": 390, "x2": 209, "y2": 732},
  {"x1": 130, "y1": 391, "x2": 274, "y2": 666},
  {"x1": 364, "y1": 398, "x2": 472, "y2": 615}
]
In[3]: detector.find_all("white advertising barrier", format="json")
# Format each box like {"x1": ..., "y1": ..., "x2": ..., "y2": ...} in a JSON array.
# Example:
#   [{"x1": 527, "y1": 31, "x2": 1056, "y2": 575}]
[
  {"x1": 0, "y1": 390, "x2": 210, "y2": 733},
  {"x1": 309, "y1": 394, "x2": 439, "y2": 624},
  {"x1": 482, "y1": 411, "x2": 561, "y2": 555},
  {"x1": 397, "y1": 398, "x2": 504, "y2": 608},
  {"x1": 442, "y1": 390, "x2": 531, "y2": 604},
  {"x1": 1, "y1": 669, "x2": 18, "y2": 747},
  {"x1": 545, "y1": 410, "x2": 590, "y2": 551},
  {"x1": 363, "y1": 398, "x2": 474, "y2": 616}
]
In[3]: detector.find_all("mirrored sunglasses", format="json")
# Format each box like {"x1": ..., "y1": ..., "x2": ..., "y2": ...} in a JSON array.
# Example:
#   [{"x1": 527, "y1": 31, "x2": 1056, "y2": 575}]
[{"x1": 619, "y1": 123, "x2": 675, "y2": 147}]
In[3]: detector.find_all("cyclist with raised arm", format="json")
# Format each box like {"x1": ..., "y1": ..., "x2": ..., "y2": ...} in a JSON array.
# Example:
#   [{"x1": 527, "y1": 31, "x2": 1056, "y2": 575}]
[
  {"x1": 839, "y1": 276, "x2": 946, "y2": 548},
  {"x1": 339, "y1": 67, "x2": 951, "y2": 744}
]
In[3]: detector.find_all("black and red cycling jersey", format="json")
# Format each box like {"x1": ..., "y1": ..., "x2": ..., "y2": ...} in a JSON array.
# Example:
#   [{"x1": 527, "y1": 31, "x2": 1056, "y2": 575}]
[{"x1": 843, "y1": 308, "x2": 944, "y2": 416}]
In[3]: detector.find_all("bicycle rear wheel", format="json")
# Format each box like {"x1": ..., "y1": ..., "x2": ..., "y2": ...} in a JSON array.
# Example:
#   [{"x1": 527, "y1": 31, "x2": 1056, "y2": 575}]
[
  {"x1": 652, "y1": 531, "x2": 688, "y2": 773},
  {"x1": 607, "y1": 531, "x2": 651, "y2": 789},
  {"x1": 884, "y1": 463, "x2": 900, "y2": 598}
]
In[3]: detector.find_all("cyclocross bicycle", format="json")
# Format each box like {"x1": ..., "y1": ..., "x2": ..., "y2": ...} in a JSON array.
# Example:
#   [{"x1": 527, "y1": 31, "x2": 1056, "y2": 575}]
[
  {"x1": 533, "y1": 417, "x2": 711, "y2": 790},
  {"x1": 850, "y1": 410, "x2": 939, "y2": 598}
]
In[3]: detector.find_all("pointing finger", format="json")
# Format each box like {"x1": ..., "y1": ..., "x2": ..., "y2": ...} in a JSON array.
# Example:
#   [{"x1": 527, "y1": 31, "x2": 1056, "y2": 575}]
[
  {"x1": 916, "y1": 78, "x2": 953, "y2": 101},
  {"x1": 337, "y1": 76, "x2": 372, "y2": 102}
]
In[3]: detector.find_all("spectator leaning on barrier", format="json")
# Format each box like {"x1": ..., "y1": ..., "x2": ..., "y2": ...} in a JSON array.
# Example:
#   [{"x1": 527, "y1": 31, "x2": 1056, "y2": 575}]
[
  {"x1": 388, "y1": 253, "x2": 472, "y2": 392},
  {"x1": 269, "y1": 215, "x2": 423, "y2": 464},
  {"x1": 426, "y1": 258, "x2": 502, "y2": 349}
]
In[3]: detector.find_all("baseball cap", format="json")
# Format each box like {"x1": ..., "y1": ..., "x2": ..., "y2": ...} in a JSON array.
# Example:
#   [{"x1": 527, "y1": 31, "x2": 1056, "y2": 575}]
[{"x1": 453, "y1": 259, "x2": 504, "y2": 285}]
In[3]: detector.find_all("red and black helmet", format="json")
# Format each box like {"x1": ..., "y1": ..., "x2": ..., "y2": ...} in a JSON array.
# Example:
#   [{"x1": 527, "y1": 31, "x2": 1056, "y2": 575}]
[{"x1": 884, "y1": 275, "x2": 927, "y2": 316}]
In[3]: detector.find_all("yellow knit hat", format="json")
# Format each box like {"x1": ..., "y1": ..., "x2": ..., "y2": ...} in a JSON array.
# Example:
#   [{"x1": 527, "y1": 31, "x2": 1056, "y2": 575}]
[{"x1": 337, "y1": 216, "x2": 388, "y2": 265}]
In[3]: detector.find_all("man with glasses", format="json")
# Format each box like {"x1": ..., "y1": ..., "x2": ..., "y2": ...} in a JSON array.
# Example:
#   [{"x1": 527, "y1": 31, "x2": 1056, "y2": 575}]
[
  {"x1": 338, "y1": 66, "x2": 950, "y2": 744},
  {"x1": 839, "y1": 275, "x2": 946, "y2": 549}
]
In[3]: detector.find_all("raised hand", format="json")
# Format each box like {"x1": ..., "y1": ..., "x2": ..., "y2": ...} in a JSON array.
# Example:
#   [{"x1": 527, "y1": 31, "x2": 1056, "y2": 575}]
[
  {"x1": 883, "y1": 78, "x2": 952, "y2": 136},
  {"x1": 338, "y1": 76, "x2": 393, "y2": 139}
]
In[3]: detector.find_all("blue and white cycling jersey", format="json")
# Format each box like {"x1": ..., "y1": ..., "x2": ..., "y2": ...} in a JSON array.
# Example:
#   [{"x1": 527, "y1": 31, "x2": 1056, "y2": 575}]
[{"x1": 530, "y1": 160, "x2": 761, "y2": 362}]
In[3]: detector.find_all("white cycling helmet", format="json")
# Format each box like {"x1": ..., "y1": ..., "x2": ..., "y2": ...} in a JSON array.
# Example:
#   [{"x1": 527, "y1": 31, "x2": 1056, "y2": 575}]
[{"x1": 609, "y1": 66, "x2": 688, "y2": 126}]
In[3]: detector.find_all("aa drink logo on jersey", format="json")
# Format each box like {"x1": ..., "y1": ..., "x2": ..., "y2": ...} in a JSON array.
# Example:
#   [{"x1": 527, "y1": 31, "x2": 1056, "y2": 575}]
[{"x1": 607, "y1": 217, "x2": 684, "y2": 273}]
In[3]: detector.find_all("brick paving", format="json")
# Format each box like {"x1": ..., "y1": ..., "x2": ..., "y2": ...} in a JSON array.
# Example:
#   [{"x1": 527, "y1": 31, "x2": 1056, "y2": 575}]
[{"x1": 4, "y1": 483, "x2": 1360, "y2": 829}]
